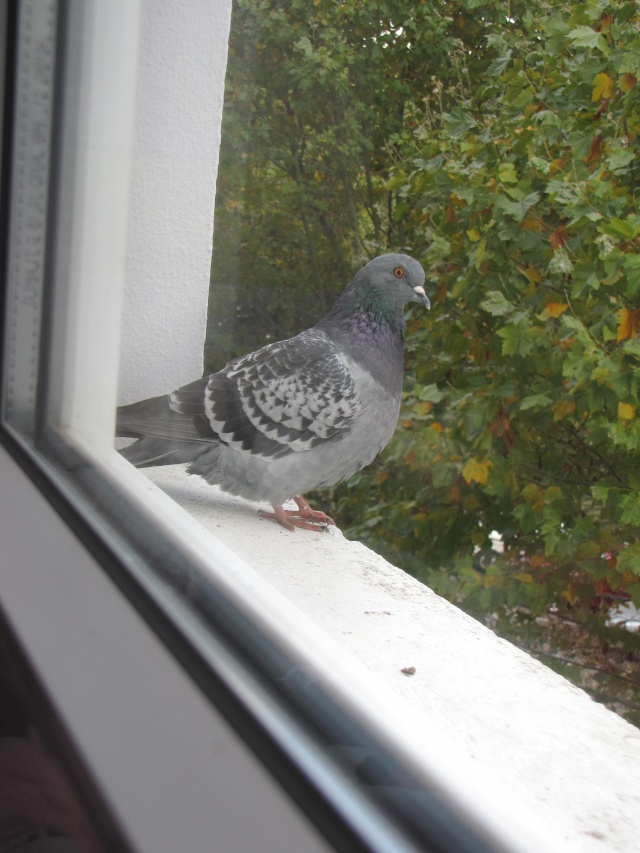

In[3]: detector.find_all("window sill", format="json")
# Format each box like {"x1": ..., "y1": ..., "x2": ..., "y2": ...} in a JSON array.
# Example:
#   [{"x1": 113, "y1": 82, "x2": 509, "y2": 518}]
[{"x1": 142, "y1": 464, "x2": 640, "y2": 853}]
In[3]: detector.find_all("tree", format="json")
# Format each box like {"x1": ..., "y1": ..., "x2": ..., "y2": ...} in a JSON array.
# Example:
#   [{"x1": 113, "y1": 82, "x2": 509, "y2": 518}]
[
  {"x1": 209, "y1": 0, "x2": 640, "y2": 631},
  {"x1": 207, "y1": 0, "x2": 503, "y2": 368},
  {"x1": 336, "y1": 0, "x2": 640, "y2": 623}
]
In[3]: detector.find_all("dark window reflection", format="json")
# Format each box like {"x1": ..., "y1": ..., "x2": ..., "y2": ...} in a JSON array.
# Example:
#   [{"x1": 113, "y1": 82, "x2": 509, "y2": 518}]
[{"x1": 0, "y1": 614, "x2": 130, "y2": 853}]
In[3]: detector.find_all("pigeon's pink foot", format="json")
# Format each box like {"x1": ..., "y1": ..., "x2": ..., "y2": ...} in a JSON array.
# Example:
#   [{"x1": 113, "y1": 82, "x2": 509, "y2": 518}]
[{"x1": 259, "y1": 496, "x2": 336, "y2": 532}]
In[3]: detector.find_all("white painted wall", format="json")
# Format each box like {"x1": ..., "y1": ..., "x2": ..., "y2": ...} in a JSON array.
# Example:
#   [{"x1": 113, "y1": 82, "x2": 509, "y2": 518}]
[{"x1": 117, "y1": 0, "x2": 232, "y2": 404}]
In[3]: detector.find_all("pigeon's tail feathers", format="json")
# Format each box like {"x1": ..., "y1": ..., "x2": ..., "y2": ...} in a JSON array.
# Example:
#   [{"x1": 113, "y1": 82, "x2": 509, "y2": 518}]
[
  {"x1": 119, "y1": 436, "x2": 203, "y2": 468},
  {"x1": 116, "y1": 384, "x2": 210, "y2": 444},
  {"x1": 116, "y1": 381, "x2": 217, "y2": 469}
]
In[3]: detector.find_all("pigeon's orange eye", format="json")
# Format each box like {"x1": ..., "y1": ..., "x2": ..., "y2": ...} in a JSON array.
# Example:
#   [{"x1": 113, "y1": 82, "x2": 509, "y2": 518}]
[{"x1": 393, "y1": 266, "x2": 404, "y2": 279}]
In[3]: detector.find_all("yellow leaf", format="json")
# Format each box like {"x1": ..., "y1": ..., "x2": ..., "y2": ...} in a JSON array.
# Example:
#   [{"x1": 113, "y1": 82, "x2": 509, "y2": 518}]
[
  {"x1": 545, "y1": 486, "x2": 563, "y2": 502},
  {"x1": 561, "y1": 586, "x2": 575, "y2": 604},
  {"x1": 542, "y1": 302, "x2": 569, "y2": 319},
  {"x1": 516, "y1": 572, "x2": 534, "y2": 584},
  {"x1": 462, "y1": 458, "x2": 493, "y2": 485},
  {"x1": 521, "y1": 483, "x2": 540, "y2": 504},
  {"x1": 374, "y1": 471, "x2": 389, "y2": 484},
  {"x1": 413, "y1": 401, "x2": 432, "y2": 416},
  {"x1": 530, "y1": 555, "x2": 545, "y2": 568},
  {"x1": 620, "y1": 73, "x2": 637, "y2": 93},
  {"x1": 520, "y1": 215, "x2": 545, "y2": 233},
  {"x1": 430, "y1": 422, "x2": 443, "y2": 433},
  {"x1": 549, "y1": 158, "x2": 566, "y2": 176},
  {"x1": 553, "y1": 398, "x2": 576, "y2": 421},
  {"x1": 592, "y1": 72, "x2": 614, "y2": 101},
  {"x1": 467, "y1": 228, "x2": 481, "y2": 242},
  {"x1": 618, "y1": 402, "x2": 636, "y2": 420},
  {"x1": 519, "y1": 263, "x2": 542, "y2": 286},
  {"x1": 617, "y1": 308, "x2": 640, "y2": 341}
]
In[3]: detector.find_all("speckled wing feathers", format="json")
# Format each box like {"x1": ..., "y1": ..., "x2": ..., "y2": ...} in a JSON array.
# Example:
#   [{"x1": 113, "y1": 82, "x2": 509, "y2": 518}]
[{"x1": 170, "y1": 330, "x2": 360, "y2": 461}]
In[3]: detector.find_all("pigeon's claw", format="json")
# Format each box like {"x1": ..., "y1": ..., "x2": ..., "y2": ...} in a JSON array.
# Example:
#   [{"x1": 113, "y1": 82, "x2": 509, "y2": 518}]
[
  {"x1": 293, "y1": 496, "x2": 336, "y2": 526},
  {"x1": 259, "y1": 496, "x2": 335, "y2": 532}
]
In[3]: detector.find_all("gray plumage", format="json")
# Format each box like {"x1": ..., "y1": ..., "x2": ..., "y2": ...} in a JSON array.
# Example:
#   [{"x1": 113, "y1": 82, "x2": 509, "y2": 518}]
[{"x1": 117, "y1": 253, "x2": 429, "y2": 530}]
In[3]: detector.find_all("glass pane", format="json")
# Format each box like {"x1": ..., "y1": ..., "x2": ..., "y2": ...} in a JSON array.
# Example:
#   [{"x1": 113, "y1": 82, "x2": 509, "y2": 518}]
[{"x1": 0, "y1": 4, "x2": 574, "y2": 852}]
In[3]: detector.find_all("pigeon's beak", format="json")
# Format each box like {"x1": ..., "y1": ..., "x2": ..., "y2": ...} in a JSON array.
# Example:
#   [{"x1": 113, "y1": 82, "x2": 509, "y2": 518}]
[{"x1": 412, "y1": 285, "x2": 430, "y2": 309}]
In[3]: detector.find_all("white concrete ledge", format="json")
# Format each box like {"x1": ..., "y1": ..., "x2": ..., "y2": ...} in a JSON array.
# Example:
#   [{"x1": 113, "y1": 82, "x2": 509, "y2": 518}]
[{"x1": 143, "y1": 465, "x2": 640, "y2": 853}]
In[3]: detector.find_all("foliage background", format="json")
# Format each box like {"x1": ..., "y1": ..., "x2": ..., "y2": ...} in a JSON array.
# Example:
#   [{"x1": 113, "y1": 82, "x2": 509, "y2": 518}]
[{"x1": 208, "y1": 0, "x2": 640, "y2": 722}]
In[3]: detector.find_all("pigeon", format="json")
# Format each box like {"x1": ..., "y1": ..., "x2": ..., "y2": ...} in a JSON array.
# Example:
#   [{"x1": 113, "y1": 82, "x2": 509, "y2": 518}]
[{"x1": 117, "y1": 253, "x2": 429, "y2": 531}]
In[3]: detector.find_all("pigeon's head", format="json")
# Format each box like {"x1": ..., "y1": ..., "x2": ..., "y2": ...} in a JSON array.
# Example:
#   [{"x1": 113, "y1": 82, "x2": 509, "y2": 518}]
[
  {"x1": 321, "y1": 253, "x2": 429, "y2": 339},
  {"x1": 356, "y1": 253, "x2": 430, "y2": 312}
]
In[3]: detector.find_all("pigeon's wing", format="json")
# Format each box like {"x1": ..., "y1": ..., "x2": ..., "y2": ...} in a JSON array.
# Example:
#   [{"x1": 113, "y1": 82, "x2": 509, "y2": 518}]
[
  {"x1": 118, "y1": 330, "x2": 362, "y2": 462},
  {"x1": 193, "y1": 329, "x2": 362, "y2": 461}
]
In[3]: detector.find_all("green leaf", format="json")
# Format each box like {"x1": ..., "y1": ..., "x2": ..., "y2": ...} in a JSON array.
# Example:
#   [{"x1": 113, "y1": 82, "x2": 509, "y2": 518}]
[
  {"x1": 519, "y1": 393, "x2": 553, "y2": 410},
  {"x1": 497, "y1": 321, "x2": 534, "y2": 357},
  {"x1": 605, "y1": 216, "x2": 640, "y2": 239},
  {"x1": 628, "y1": 582, "x2": 640, "y2": 609},
  {"x1": 607, "y1": 148, "x2": 636, "y2": 172},
  {"x1": 623, "y1": 255, "x2": 640, "y2": 296},
  {"x1": 454, "y1": 186, "x2": 475, "y2": 203},
  {"x1": 443, "y1": 108, "x2": 476, "y2": 139},
  {"x1": 498, "y1": 162, "x2": 518, "y2": 184},
  {"x1": 548, "y1": 248, "x2": 574, "y2": 277},
  {"x1": 488, "y1": 50, "x2": 512, "y2": 76},
  {"x1": 568, "y1": 26, "x2": 607, "y2": 52},
  {"x1": 623, "y1": 338, "x2": 640, "y2": 357},
  {"x1": 617, "y1": 543, "x2": 640, "y2": 576},
  {"x1": 416, "y1": 383, "x2": 445, "y2": 403},
  {"x1": 494, "y1": 192, "x2": 540, "y2": 221},
  {"x1": 619, "y1": 493, "x2": 640, "y2": 526},
  {"x1": 480, "y1": 290, "x2": 515, "y2": 317}
]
